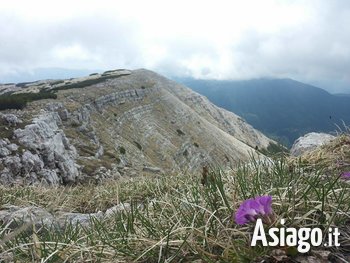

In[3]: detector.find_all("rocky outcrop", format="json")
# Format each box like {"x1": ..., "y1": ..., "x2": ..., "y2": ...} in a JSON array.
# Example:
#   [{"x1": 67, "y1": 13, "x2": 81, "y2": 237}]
[
  {"x1": 0, "y1": 69, "x2": 275, "y2": 185},
  {"x1": 0, "y1": 139, "x2": 13, "y2": 157},
  {"x1": 291, "y1": 132, "x2": 336, "y2": 156},
  {"x1": 0, "y1": 111, "x2": 80, "y2": 185},
  {"x1": 1, "y1": 113, "x2": 22, "y2": 126},
  {"x1": 0, "y1": 205, "x2": 54, "y2": 229},
  {"x1": 0, "y1": 203, "x2": 131, "y2": 230}
]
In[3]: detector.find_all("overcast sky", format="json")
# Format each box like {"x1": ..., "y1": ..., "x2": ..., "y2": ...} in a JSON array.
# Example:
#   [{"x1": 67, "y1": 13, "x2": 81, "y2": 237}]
[{"x1": 1, "y1": 0, "x2": 350, "y2": 92}]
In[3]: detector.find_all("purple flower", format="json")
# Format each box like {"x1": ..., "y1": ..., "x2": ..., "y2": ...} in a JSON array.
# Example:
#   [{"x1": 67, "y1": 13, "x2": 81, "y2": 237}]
[
  {"x1": 341, "y1": 171, "x2": 350, "y2": 180},
  {"x1": 235, "y1": 195, "x2": 273, "y2": 225}
]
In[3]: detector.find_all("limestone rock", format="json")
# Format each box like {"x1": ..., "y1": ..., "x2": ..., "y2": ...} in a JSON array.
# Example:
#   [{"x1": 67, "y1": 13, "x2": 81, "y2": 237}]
[
  {"x1": 22, "y1": 151, "x2": 44, "y2": 173},
  {"x1": 56, "y1": 211, "x2": 104, "y2": 228},
  {"x1": 37, "y1": 169, "x2": 60, "y2": 185},
  {"x1": 3, "y1": 156, "x2": 22, "y2": 175},
  {"x1": 143, "y1": 166, "x2": 163, "y2": 173},
  {"x1": 13, "y1": 112, "x2": 79, "y2": 184},
  {"x1": 0, "y1": 140, "x2": 11, "y2": 157},
  {"x1": 105, "y1": 203, "x2": 131, "y2": 217},
  {"x1": 0, "y1": 168, "x2": 13, "y2": 185},
  {"x1": 291, "y1": 132, "x2": 336, "y2": 156},
  {"x1": 6, "y1": 143, "x2": 19, "y2": 152},
  {"x1": 0, "y1": 205, "x2": 54, "y2": 228},
  {"x1": 1, "y1": 114, "x2": 22, "y2": 126},
  {"x1": 58, "y1": 108, "x2": 69, "y2": 121},
  {"x1": 0, "y1": 203, "x2": 132, "y2": 230}
]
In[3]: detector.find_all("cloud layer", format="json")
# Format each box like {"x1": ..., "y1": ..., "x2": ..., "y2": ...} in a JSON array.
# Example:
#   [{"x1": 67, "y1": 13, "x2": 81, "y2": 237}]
[{"x1": 1, "y1": 0, "x2": 350, "y2": 92}]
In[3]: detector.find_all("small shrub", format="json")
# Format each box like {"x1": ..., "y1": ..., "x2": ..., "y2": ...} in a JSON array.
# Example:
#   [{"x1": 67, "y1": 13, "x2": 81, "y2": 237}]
[
  {"x1": 0, "y1": 91, "x2": 57, "y2": 110},
  {"x1": 119, "y1": 146, "x2": 126, "y2": 155},
  {"x1": 133, "y1": 141, "x2": 142, "y2": 151},
  {"x1": 50, "y1": 80, "x2": 65, "y2": 85},
  {"x1": 176, "y1": 129, "x2": 185, "y2": 136},
  {"x1": 16, "y1": 81, "x2": 35, "y2": 88},
  {"x1": 51, "y1": 74, "x2": 130, "y2": 91}
]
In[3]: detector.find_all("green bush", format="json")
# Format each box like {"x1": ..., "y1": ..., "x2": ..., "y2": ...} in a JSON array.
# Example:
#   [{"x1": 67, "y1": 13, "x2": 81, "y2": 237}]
[
  {"x1": 133, "y1": 141, "x2": 142, "y2": 150},
  {"x1": 119, "y1": 146, "x2": 126, "y2": 155},
  {"x1": 0, "y1": 91, "x2": 57, "y2": 110},
  {"x1": 176, "y1": 129, "x2": 185, "y2": 136},
  {"x1": 51, "y1": 74, "x2": 130, "y2": 91},
  {"x1": 16, "y1": 81, "x2": 35, "y2": 88}
]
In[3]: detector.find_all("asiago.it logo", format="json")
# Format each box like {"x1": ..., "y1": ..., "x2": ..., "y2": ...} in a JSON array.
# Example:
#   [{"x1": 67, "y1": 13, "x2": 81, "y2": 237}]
[
  {"x1": 251, "y1": 218, "x2": 340, "y2": 253},
  {"x1": 234, "y1": 195, "x2": 341, "y2": 253}
]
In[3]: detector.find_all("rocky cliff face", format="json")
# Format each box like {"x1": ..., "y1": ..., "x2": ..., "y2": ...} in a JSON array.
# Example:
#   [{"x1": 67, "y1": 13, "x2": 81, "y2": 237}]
[{"x1": 0, "y1": 69, "x2": 274, "y2": 185}]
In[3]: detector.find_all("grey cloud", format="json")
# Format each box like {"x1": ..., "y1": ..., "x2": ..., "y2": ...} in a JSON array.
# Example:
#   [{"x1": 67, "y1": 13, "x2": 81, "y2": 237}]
[
  {"x1": 0, "y1": 11, "x2": 143, "y2": 72},
  {"x1": 222, "y1": 3, "x2": 350, "y2": 92},
  {"x1": 1, "y1": 1, "x2": 350, "y2": 93}
]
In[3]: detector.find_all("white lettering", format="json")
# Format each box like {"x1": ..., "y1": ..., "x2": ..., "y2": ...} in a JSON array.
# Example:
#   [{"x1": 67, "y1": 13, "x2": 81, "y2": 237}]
[
  {"x1": 249, "y1": 218, "x2": 340, "y2": 254},
  {"x1": 251, "y1": 219, "x2": 268, "y2": 246},
  {"x1": 333, "y1": 228, "x2": 340, "y2": 246},
  {"x1": 268, "y1": 228, "x2": 279, "y2": 246},
  {"x1": 286, "y1": 228, "x2": 297, "y2": 246},
  {"x1": 310, "y1": 228, "x2": 322, "y2": 246},
  {"x1": 298, "y1": 228, "x2": 311, "y2": 253}
]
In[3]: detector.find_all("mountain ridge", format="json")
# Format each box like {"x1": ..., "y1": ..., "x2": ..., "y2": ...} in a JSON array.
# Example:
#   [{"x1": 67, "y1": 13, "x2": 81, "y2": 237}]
[{"x1": 0, "y1": 69, "x2": 274, "y2": 185}]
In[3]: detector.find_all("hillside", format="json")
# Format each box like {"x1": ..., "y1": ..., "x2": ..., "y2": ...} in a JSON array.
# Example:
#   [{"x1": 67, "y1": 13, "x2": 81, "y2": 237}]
[
  {"x1": 177, "y1": 78, "x2": 350, "y2": 146},
  {"x1": 0, "y1": 69, "x2": 274, "y2": 186},
  {"x1": 1, "y1": 133, "x2": 350, "y2": 262},
  {"x1": 1, "y1": 70, "x2": 350, "y2": 262}
]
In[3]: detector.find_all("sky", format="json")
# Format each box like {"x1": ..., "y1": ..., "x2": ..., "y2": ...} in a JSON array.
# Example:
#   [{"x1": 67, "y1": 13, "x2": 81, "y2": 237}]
[{"x1": 0, "y1": 0, "x2": 350, "y2": 93}]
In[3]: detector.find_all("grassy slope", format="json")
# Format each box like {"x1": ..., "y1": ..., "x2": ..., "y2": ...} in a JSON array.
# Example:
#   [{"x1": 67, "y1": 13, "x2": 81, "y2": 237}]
[{"x1": 1, "y1": 135, "x2": 350, "y2": 262}]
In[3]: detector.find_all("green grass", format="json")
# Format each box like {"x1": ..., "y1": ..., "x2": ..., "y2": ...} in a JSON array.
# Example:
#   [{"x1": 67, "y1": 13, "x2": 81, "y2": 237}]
[{"x1": 1, "y1": 154, "x2": 350, "y2": 262}]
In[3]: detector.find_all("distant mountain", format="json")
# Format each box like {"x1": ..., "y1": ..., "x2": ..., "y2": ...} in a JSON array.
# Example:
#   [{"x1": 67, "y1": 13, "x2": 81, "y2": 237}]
[
  {"x1": 175, "y1": 78, "x2": 350, "y2": 147},
  {"x1": 334, "y1": 93, "x2": 350, "y2": 98}
]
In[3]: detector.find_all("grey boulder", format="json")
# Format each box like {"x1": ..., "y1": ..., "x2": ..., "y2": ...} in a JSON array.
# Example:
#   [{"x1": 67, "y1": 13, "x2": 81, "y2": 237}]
[{"x1": 291, "y1": 132, "x2": 335, "y2": 156}]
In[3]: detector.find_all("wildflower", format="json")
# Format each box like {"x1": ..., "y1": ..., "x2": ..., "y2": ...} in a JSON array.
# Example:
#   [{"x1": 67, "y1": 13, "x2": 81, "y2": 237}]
[
  {"x1": 341, "y1": 171, "x2": 350, "y2": 180},
  {"x1": 235, "y1": 195, "x2": 274, "y2": 225}
]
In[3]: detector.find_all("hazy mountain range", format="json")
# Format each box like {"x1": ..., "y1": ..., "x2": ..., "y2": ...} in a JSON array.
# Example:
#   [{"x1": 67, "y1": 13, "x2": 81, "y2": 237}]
[
  {"x1": 0, "y1": 68, "x2": 101, "y2": 84},
  {"x1": 176, "y1": 78, "x2": 350, "y2": 146}
]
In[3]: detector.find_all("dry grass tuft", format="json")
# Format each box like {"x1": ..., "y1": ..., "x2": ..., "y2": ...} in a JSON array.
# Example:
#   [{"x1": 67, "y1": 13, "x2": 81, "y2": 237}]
[
  {"x1": 1, "y1": 135, "x2": 350, "y2": 262},
  {"x1": 290, "y1": 134, "x2": 350, "y2": 173}
]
